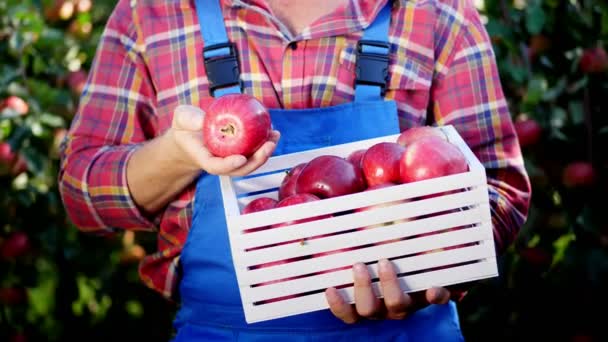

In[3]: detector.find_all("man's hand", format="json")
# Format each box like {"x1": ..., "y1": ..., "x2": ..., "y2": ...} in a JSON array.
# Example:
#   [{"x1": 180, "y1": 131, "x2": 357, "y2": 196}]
[
  {"x1": 325, "y1": 259, "x2": 458, "y2": 324},
  {"x1": 126, "y1": 104, "x2": 279, "y2": 214},
  {"x1": 168, "y1": 104, "x2": 280, "y2": 177}
]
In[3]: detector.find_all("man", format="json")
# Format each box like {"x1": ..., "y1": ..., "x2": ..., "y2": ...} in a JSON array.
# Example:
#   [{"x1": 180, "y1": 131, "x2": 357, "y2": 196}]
[{"x1": 59, "y1": 0, "x2": 531, "y2": 340}]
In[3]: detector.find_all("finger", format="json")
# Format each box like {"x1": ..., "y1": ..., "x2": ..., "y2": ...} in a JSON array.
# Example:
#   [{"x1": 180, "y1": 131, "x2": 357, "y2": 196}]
[
  {"x1": 353, "y1": 263, "x2": 382, "y2": 318},
  {"x1": 173, "y1": 105, "x2": 205, "y2": 131},
  {"x1": 325, "y1": 288, "x2": 358, "y2": 324},
  {"x1": 426, "y1": 286, "x2": 451, "y2": 305},
  {"x1": 377, "y1": 259, "x2": 407, "y2": 320},
  {"x1": 268, "y1": 130, "x2": 281, "y2": 144},
  {"x1": 201, "y1": 154, "x2": 248, "y2": 175},
  {"x1": 228, "y1": 141, "x2": 277, "y2": 176}
]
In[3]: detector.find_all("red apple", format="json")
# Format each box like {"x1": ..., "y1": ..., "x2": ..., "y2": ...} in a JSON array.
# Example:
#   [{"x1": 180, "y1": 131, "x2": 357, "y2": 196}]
[
  {"x1": 399, "y1": 136, "x2": 468, "y2": 183},
  {"x1": 361, "y1": 142, "x2": 405, "y2": 187},
  {"x1": 396, "y1": 126, "x2": 446, "y2": 147},
  {"x1": 0, "y1": 232, "x2": 31, "y2": 259},
  {"x1": 272, "y1": 193, "x2": 331, "y2": 228},
  {"x1": 562, "y1": 162, "x2": 596, "y2": 189},
  {"x1": 242, "y1": 197, "x2": 278, "y2": 233},
  {"x1": 203, "y1": 93, "x2": 271, "y2": 158},
  {"x1": 346, "y1": 149, "x2": 366, "y2": 168},
  {"x1": 9, "y1": 333, "x2": 28, "y2": 342},
  {"x1": 243, "y1": 197, "x2": 278, "y2": 215},
  {"x1": 278, "y1": 163, "x2": 306, "y2": 200},
  {"x1": 0, "y1": 142, "x2": 16, "y2": 165},
  {"x1": 580, "y1": 47, "x2": 608, "y2": 74},
  {"x1": 1, "y1": 96, "x2": 29, "y2": 116},
  {"x1": 295, "y1": 155, "x2": 365, "y2": 198},
  {"x1": 0, "y1": 287, "x2": 27, "y2": 305},
  {"x1": 514, "y1": 118, "x2": 542, "y2": 148}
]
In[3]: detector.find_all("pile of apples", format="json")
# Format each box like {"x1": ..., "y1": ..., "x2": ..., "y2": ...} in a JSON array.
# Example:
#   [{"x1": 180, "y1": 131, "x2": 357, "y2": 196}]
[{"x1": 242, "y1": 126, "x2": 469, "y2": 221}]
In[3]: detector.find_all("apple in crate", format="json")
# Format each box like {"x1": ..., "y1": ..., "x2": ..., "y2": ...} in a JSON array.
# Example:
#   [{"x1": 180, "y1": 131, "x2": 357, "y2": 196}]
[
  {"x1": 296, "y1": 155, "x2": 366, "y2": 198},
  {"x1": 361, "y1": 142, "x2": 405, "y2": 187},
  {"x1": 203, "y1": 93, "x2": 272, "y2": 157},
  {"x1": 396, "y1": 126, "x2": 446, "y2": 147},
  {"x1": 242, "y1": 197, "x2": 278, "y2": 233},
  {"x1": 346, "y1": 149, "x2": 366, "y2": 168},
  {"x1": 399, "y1": 136, "x2": 468, "y2": 183},
  {"x1": 278, "y1": 163, "x2": 307, "y2": 200}
]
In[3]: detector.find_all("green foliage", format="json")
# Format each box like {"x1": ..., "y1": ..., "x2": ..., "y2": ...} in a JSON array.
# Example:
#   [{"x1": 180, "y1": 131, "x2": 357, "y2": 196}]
[
  {"x1": 0, "y1": 1, "x2": 173, "y2": 341},
  {"x1": 0, "y1": 0, "x2": 606, "y2": 341}
]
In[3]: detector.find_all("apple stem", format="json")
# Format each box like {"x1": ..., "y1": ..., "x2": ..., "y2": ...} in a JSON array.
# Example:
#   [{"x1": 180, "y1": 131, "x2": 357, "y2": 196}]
[{"x1": 220, "y1": 124, "x2": 236, "y2": 136}]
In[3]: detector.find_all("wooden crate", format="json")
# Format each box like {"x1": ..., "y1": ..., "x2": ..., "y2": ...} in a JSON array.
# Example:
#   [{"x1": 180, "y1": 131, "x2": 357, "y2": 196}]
[{"x1": 219, "y1": 125, "x2": 497, "y2": 323}]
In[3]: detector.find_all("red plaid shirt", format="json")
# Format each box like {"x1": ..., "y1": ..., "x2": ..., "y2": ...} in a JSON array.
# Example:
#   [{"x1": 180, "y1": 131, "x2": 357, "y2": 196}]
[{"x1": 59, "y1": 0, "x2": 531, "y2": 300}]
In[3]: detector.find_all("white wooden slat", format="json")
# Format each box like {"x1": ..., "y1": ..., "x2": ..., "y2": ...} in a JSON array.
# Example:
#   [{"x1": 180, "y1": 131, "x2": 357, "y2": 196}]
[
  {"x1": 240, "y1": 212, "x2": 491, "y2": 284},
  {"x1": 228, "y1": 171, "x2": 485, "y2": 231},
  {"x1": 242, "y1": 259, "x2": 498, "y2": 323},
  {"x1": 219, "y1": 175, "x2": 241, "y2": 218},
  {"x1": 243, "y1": 242, "x2": 495, "y2": 302},
  {"x1": 233, "y1": 189, "x2": 488, "y2": 251},
  {"x1": 234, "y1": 206, "x2": 489, "y2": 267},
  {"x1": 233, "y1": 171, "x2": 285, "y2": 196}
]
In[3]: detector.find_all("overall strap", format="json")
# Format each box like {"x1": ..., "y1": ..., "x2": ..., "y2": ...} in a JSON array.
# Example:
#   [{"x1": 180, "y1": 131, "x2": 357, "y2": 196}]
[
  {"x1": 354, "y1": 1, "x2": 392, "y2": 102},
  {"x1": 195, "y1": 0, "x2": 242, "y2": 97}
]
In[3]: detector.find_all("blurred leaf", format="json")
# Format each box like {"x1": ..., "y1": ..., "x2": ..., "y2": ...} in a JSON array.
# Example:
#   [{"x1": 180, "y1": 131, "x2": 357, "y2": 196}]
[
  {"x1": 566, "y1": 77, "x2": 589, "y2": 94},
  {"x1": 568, "y1": 101, "x2": 584, "y2": 126},
  {"x1": 125, "y1": 300, "x2": 144, "y2": 318},
  {"x1": 39, "y1": 113, "x2": 65, "y2": 128},
  {"x1": 542, "y1": 77, "x2": 567, "y2": 102},
  {"x1": 524, "y1": 76, "x2": 547, "y2": 105},
  {"x1": 551, "y1": 232, "x2": 576, "y2": 268},
  {"x1": 550, "y1": 106, "x2": 567, "y2": 129},
  {"x1": 526, "y1": 5, "x2": 546, "y2": 34}
]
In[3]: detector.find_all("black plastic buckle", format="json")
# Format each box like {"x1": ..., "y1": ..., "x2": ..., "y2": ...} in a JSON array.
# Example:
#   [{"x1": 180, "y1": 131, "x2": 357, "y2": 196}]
[
  {"x1": 203, "y1": 42, "x2": 242, "y2": 96},
  {"x1": 355, "y1": 40, "x2": 390, "y2": 95}
]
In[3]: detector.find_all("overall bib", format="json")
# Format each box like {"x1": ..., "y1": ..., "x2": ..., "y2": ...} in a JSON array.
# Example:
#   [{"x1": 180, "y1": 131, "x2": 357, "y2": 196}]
[{"x1": 173, "y1": 1, "x2": 465, "y2": 340}]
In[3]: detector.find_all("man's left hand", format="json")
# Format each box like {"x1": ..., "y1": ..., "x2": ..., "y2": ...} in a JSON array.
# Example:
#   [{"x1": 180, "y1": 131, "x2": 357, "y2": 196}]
[{"x1": 325, "y1": 259, "x2": 463, "y2": 323}]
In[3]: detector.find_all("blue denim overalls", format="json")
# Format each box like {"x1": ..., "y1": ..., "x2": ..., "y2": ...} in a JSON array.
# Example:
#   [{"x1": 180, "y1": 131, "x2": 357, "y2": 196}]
[{"x1": 172, "y1": 0, "x2": 465, "y2": 340}]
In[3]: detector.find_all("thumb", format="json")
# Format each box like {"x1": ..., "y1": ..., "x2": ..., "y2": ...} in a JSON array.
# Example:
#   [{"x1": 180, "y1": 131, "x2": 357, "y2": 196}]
[{"x1": 173, "y1": 105, "x2": 205, "y2": 131}]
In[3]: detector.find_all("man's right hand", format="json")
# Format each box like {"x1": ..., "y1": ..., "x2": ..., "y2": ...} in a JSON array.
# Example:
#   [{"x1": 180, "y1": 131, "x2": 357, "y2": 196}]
[
  {"x1": 168, "y1": 104, "x2": 280, "y2": 177},
  {"x1": 126, "y1": 104, "x2": 279, "y2": 214}
]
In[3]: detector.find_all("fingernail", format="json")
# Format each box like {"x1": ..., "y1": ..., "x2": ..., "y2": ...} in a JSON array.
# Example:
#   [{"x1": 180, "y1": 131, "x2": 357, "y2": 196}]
[
  {"x1": 353, "y1": 263, "x2": 366, "y2": 275},
  {"x1": 378, "y1": 259, "x2": 390, "y2": 272}
]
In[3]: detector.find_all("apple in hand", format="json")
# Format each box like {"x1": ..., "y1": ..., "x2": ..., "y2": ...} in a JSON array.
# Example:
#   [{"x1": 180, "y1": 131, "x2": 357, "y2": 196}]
[
  {"x1": 396, "y1": 126, "x2": 446, "y2": 147},
  {"x1": 399, "y1": 136, "x2": 468, "y2": 183},
  {"x1": 296, "y1": 155, "x2": 366, "y2": 198},
  {"x1": 361, "y1": 142, "x2": 405, "y2": 187},
  {"x1": 203, "y1": 93, "x2": 271, "y2": 157},
  {"x1": 278, "y1": 163, "x2": 306, "y2": 200}
]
